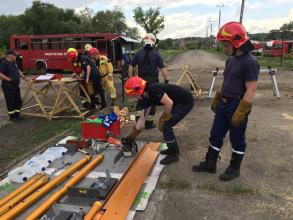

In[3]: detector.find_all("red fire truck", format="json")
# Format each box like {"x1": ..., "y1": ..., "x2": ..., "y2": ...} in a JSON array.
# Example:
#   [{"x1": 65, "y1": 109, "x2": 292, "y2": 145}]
[
  {"x1": 10, "y1": 33, "x2": 139, "y2": 72},
  {"x1": 261, "y1": 40, "x2": 293, "y2": 57}
]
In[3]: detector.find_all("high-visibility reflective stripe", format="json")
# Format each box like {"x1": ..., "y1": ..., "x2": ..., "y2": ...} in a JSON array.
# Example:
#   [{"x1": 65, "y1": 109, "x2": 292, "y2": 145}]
[
  {"x1": 110, "y1": 94, "x2": 116, "y2": 99},
  {"x1": 8, "y1": 110, "x2": 16, "y2": 115},
  {"x1": 232, "y1": 149, "x2": 245, "y2": 155},
  {"x1": 166, "y1": 139, "x2": 176, "y2": 144},
  {"x1": 210, "y1": 144, "x2": 220, "y2": 151},
  {"x1": 146, "y1": 115, "x2": 154, "y2": 121},
  {"x1": 136, "y1": 111, "x2": 142, "y2": 116},
  {"x1": 15, "y1": 110, "x2": 20, "y2": 113},
  {"x1": 81, "y1": 100, "x2": 87, "y2": 104}
]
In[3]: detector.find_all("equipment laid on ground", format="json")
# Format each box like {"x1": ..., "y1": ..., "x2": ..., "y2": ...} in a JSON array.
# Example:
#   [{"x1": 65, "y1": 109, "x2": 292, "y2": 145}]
[
  {"x1": 25, "y1": 155, "x2": 104, "y2": 220},
  {"x1": 208, "y1": 66, "x2": 281, "y2": 98},
  {"x1": 82, "y1": 112, "x2": 121, "y2": 140},
  {"x1": 113, "y1": 138, "x2": 138, "y2": 164},
  {"x1": 66, "y1": 139, "x2": 90, "y2": 149},
  {"x1": 67, "y1": 170, "x2": 118, "y2": 205},
  {"x1": 92, "y1": 142, "x2": 160, "y2": 220},
  {"x1": 176, "y1": 65, "x2": 202, "y2": 98},
  {"x1": 0, "y1": 156, "x2": 91, "y2": 219}
]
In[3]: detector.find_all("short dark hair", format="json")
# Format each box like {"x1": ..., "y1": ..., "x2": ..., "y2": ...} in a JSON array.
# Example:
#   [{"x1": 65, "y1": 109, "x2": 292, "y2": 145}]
[{"x1": 6, "y1": 50, "x2": 18, "y2": 56}]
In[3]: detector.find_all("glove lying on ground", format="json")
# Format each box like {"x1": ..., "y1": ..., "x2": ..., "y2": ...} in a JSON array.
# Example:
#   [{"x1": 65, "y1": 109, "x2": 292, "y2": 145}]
[
  {"x1": 211, "y1": 91, "x2": 221, "y2": 113},
  {"x1": 231, "y1": 100, "x2": 252, "y2": 127},
  {"x1": 126, "y1": 127, "x2": 141, "y2": 140},
  {"x1": 158, "y1": 112, "x2": 172, "y2": 132}
]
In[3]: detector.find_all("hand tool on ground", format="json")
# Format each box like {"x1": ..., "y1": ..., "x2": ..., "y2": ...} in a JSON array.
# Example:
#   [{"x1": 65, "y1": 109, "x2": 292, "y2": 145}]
[{"x1": 113, "y1": 138, "x2": 138, "y2": 164}]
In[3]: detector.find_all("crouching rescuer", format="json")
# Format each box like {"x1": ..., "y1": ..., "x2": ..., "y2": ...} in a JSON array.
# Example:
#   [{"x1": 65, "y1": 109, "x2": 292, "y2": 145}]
[
  {"x1": 192, "y1": 22, "x2": 259, "y2": 181},
  {"x1": 123, "y1": 76, "x2": 194, "y2": 165}
]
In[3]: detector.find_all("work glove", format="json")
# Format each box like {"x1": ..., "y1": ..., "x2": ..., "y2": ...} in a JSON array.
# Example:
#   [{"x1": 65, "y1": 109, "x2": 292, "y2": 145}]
[
  {"x1": 231, "y1": 100, "x2": 252, "y2": 127},
  {"x1": 126, "y1": 127, "x2": 141, "y2": 140},
  {"x1": 108, "y1": 74, "x2": 113, "y2": 81},
  {"x1": 211, "y1": 91, "x2": 221, "y2": 113},
  {"x1": 158, "y1": 112, "x2": 172, "y2": 132}
]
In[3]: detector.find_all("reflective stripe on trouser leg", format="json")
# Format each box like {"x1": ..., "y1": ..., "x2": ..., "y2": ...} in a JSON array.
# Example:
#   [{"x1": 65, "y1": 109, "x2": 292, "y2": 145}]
[
  {"x1": 145, "y1": 115, "x2": 155, "y2": 128},
  {"x1": 209, "y1": 102, "x2": 231, "y2": 151},
  {"x1": 229, "y1": 113, "x2": 249, "y2": 154}
]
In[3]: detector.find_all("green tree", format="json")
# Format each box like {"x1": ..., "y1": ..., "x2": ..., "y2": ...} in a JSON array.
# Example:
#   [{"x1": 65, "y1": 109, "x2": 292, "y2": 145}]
[
  {"x1": 133, "y1": 7, "x2": 164, "y2": 36},
  {"x1": 22, "y1": 1, "x2": 82, "y2": 34},
  {"x1": 78, "y1": 7, "x2": 94, "y2": 32},
  {"x1": 92, "y1": 8, "x2": 127, "y2": 33}
]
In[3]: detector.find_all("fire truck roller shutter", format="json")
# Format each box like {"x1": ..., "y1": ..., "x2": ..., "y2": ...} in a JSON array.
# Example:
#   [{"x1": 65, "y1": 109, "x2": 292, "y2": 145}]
[{"x1": 36, "y1": 60, "x2": 47, "y2": 74}]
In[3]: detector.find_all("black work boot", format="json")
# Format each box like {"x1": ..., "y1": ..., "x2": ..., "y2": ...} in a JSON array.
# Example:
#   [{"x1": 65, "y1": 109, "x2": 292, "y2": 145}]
[
  {"x1": 160, "y1": 147, "x2": 179, "y2": 165},
  {"x1": 219, "y1": 153, "x2": 244, "y2": 181},
  {"x1": 88, "y1": 95, "x2": 96, "y2": 109},
  {"x1": 192, "y1": 147, "x2": 219, "y2": 173},
  {"x1": 110, "y1": 98, "x2": 116, "y2": 106},
  {"x1": 160, "y1": 145, "x2": 180, "y2": 155}
]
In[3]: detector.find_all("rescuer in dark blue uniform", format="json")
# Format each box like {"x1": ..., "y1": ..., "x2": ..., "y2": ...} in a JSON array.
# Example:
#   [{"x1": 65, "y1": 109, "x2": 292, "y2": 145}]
[{"x1": 0, "y1": 50, "x2": 26, "y2": 122}]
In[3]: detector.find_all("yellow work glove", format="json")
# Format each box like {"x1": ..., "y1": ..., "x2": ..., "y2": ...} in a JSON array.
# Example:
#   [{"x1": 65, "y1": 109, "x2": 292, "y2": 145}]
[
  {"x1": 231, "y1": 100, "x2": 252, "y2": 127},
  {"x1": 126, "y1": 127, "x2": 141, "y2": 140},
  {"x1": 158, "y1": 112, "x2": 172, "y2": 132},
  {"x1": 211, "y1": 91, "x2": 221, "y2": 113},
  {"x1": 108, "y1": 74, "x2": 113, "y2": 81}
]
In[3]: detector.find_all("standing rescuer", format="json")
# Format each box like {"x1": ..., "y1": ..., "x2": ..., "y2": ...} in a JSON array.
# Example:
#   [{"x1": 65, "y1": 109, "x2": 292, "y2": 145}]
[
  {"x1": 89, "y1": 47, "x2": 117, "y2": 106},
  {"x1": 66, "y1": 48, "x2": 105, "y2": 109},
  {"x1": 192, "y1": 22, "x2": 259, "y2": 181},
  {"x1": 129, "y1": 33, "x2": 169, "y2": 129},
  {"x1": 123, "y1": 76, "x2": 194, "y2": 165},
  {"x1": 0, "y1": 50, "x2": 26, "y2": 122}
]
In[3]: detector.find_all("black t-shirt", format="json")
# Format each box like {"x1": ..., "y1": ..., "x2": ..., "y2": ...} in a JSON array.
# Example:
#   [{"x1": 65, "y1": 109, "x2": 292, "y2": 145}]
[
  {"x1": 80, "y1": 55, "x2": 99, "y2": 80},
  {"x1": 0, "y1": 59, "x2": 20, "y2": 84},
  {"x1": 221, "y1": 53, "x2": 259, "y2": 97},
  {"x1": 145, "y1": 83, "x2": 193, "y2": 107},
  {"x1": 131, "y1": 47, "x2": 165, "y2": 83}
]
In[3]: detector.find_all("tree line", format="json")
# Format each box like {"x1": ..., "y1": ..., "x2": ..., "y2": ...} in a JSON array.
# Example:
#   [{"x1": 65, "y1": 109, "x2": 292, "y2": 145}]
[{"x1": 0, "y1": 1, "x2": 165, "y2": 49}]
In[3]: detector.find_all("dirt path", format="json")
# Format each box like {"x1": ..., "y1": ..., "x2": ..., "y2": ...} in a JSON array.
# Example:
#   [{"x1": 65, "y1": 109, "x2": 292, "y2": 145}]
[{"x1": 132, "y1": 50, "x2": 293, "y2": 220}]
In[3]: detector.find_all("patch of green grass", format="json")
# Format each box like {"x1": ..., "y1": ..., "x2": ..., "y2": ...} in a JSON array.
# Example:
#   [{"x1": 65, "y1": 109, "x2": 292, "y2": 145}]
[
  {"x1": 16, "y1": 118, "x2": 81, "y2": 145},
  {"x1": 197, "y1": 182, "x2": 257, "y2": 196},
  {"x1": 160, "y1": 49, "x2": 185, "y2": 61},
  {"x1": 256, "y1": 54, "x2": 293, "y2": 70}
]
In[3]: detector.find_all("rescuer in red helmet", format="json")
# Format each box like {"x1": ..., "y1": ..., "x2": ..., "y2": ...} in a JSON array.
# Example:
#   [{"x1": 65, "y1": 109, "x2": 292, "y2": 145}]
[
  {"x1": 192, "y1": 22, "x2": 259, "y2": 181},
  {"x1": 123, "y1": 76, "x2": 194, "y2": 165}
]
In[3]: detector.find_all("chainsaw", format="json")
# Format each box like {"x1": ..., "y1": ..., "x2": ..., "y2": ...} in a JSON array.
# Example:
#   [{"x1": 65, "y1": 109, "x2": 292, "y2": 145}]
[{"x1": 113, "y1": 138, "x2": 138, "y2": 164}]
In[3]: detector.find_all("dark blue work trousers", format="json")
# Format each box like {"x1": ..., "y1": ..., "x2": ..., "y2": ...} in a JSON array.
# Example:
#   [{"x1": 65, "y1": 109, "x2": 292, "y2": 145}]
[
  {"x1": 163, "y1": 100, "x2": 195, "y2": 150},
  {"x1": 209, "y1": 98, "x2": 249, "y2": 154}
]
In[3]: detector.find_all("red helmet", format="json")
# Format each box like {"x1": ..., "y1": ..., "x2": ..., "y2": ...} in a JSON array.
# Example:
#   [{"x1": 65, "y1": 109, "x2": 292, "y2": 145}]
[
  {"x1": 89, "y1": 47, "x2": 99, "y2": 56},
  {"x1": 216, "y1": 22, "x2": 249, "y2": 48},
  {"x1": 66, "y1": 48, "x2": 78, "y2": 60},
  {"x1": 124, "y1": 76, "x2": 146, "y2": 96}
]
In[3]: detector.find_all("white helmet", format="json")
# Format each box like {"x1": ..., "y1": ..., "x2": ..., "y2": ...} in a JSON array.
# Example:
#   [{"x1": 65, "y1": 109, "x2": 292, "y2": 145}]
[
  {"x1": 84, "y1": 43, "x2": 93, "y2": 51},
  {"x1": 143, "y1": 33, "x2": 156, "y2": 46}
]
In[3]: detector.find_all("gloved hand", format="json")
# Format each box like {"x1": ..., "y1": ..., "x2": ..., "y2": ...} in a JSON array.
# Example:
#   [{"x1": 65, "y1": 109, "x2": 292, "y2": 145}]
[
  {"x1": 126, "y1": 127, "x2": 141, "y2": 140},
  {"x1": 231, "y1": 100, "x2": 252, "y2": 127},
  {"x1": 108, "y1": 74, "x2": 113, "y2": 81},
  {"x1": 211, "y1": 91, "x2": 221, "y2": 113},
  {"x1": 158, "y1": 112, "x2": 172, "y2": 132}
]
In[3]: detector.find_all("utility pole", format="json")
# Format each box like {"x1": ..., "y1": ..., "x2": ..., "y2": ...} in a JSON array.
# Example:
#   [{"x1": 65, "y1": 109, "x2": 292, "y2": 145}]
[
  {"x1": 239, "y1": 0, "x2": 245, "y2": 24},
  {"x1": 217, "y1": 4, "x2": 224, "y2": 30}
]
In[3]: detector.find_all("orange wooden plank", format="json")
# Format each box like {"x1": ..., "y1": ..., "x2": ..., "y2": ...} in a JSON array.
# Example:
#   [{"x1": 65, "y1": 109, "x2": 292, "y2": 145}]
[{"x1": 100, "y1": 142, "x2": 160, "y2": 220}]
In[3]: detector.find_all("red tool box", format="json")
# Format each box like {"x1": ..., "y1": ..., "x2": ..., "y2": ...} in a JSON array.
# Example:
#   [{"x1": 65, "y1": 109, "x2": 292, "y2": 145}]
[{"x1": 81, "y1": 120, "x2": 121, "y2": 140}]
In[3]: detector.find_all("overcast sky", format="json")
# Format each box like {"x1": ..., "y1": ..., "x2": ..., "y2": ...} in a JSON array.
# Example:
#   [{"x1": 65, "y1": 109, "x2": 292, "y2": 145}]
[{"x1": 0, "y1": 0, "x2": 292, "y2": 39}]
